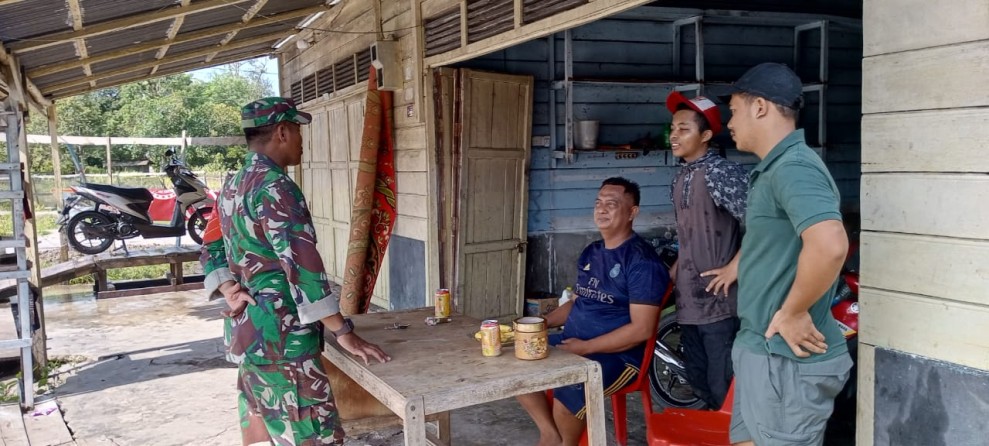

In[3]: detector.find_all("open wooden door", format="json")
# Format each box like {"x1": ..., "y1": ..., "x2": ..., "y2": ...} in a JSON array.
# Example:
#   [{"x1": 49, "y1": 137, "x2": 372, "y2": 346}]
[{"x1": 454, "y1": 69, "x2": 534, "y2": 321}]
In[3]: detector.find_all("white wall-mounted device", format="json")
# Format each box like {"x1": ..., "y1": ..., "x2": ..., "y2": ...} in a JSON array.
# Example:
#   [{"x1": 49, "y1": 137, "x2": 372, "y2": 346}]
[{"x1": 370, "y1": 40, "x2": 402, "y2": 91}]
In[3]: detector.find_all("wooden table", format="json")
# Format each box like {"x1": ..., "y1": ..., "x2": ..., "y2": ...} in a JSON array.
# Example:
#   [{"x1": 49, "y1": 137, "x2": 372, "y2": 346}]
[{"x1": 322, "y1": 308, "x2": 606, "y2": 446}]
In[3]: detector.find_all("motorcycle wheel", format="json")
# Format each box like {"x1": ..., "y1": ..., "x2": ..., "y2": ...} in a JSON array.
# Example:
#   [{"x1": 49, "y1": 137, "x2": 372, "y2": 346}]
[
  {"x1": 66, "y1": 210, "x2": 116, "y2": 255},
  {"x1": 187, "y1": 208, "x2": 210, "y2": 245},
  {"x1": 648, "y1": 312, "x2": 707, "y2": 410}
]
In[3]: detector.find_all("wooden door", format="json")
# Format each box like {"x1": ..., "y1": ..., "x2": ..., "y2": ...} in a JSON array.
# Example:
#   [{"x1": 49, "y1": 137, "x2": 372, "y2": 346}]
[{"x1": 455, "y1": 69, "x2": 534, "y2": 321}]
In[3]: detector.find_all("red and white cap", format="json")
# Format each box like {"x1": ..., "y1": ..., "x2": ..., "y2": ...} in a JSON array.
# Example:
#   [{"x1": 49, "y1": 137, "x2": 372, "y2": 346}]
[{"x1": 665, "y1": 91, "x2": 723, "y2": 135}]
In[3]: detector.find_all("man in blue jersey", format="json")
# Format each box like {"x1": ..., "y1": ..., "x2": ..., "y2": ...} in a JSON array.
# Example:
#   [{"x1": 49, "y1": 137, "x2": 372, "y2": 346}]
[{"x1": 516, "y1": 177, "x2": 669, "y2": 446}]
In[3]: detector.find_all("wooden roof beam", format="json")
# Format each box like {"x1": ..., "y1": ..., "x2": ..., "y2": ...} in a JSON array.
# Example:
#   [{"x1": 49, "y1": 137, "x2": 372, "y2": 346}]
[
  {"x1": 0, "y1": 0, "x2": 28, "y2": 6},
  {"x1": 26, "y1": 5, "x2": 328, "y2": 78},
  {"x1": 0, "y1": 43, "x2": 49, "y2": 108},
  {"x1": 65, "y1": 0, "x2": 97, "y2": 89},
  {"x1": 43, "y1": 30, "x2": 289, "y2": 94},
  {"x1": 8, "y1": 0, "x2": 253, "y2": 53},
  {"x1": 51, "y1": 51, "x2": 270, "y2": 99},
  {"x1": 151, "y1": 0, "x2": 193, "y2": 76},
  {"x1": 206, "y1": 0, "x2": 270, "y2": 63}
]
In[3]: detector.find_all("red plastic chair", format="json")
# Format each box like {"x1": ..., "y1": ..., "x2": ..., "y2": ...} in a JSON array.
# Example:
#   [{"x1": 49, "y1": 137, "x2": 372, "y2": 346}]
[
  {"x1": 546, "y1": 283, "x2": 674, "y2": 446},
  {"x1": 606, "y1": 282, "x2": 674, "y2": 445},
  {"x1": 644, "y1": 379, "x2": 736, "y2": 446}
]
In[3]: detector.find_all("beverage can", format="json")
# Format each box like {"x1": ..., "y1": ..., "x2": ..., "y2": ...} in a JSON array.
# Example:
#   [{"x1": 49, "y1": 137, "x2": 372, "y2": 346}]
[
  {"x1": 435, "y1": 289, "x2": 451, "y2": 317},
  {"x1": 480, "y1": 320, "x2": 502, "y2": 357}
]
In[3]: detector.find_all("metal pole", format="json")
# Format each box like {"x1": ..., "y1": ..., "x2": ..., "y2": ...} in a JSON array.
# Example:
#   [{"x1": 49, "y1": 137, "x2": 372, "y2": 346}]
[
  {"x1": 180, "y1": 129, "x2": 188, "y2": 161},
  {"x1": 49, "y1": 104, "x2": 68, "y2": 262},
  {"x1": 105, "y1": 136, "x2": 112, "y2": 185},
  {"x1": 564, "y1": 29, "x2": 573, "y2": 163}
]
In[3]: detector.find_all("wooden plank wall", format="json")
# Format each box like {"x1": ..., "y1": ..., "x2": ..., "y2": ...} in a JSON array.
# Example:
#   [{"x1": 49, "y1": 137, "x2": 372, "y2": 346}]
[
  {"x1": 278, "y1": 0, "x2": 432, "y2": 309},
  {"x1": 459, "y1": 7, "x2": 863, "y2": 235},
  {"x1": 857, "y1": 1, "x2": 989, "y2": 444}
]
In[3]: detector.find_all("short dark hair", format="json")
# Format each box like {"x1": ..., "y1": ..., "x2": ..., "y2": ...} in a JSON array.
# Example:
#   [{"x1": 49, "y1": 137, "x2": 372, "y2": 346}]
[
  {"x1": 601, "y1": 177, "x2": 641, "y2": 206},
  {"x1": 676, "y1": 105, "x2": 712, "y2": 134},
  {"x1": 244, "y1": 124, "x2": 276, "y2": 146},
  {"x1": 736, "y1": 93, "x2": 799, "y2": 122}
]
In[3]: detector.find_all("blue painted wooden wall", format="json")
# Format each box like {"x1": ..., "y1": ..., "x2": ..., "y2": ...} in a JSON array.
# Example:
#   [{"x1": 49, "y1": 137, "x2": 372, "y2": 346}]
[{"x1": 457, "y1": 6, "x2": 863, "y2": 293}]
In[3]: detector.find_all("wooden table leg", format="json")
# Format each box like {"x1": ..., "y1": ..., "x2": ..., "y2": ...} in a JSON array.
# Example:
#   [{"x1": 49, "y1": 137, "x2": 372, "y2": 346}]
[
  {"x1": 583, "y1": 362, "x2": 606, "y2": 446},
  {"x1": 436, "y1": 410, "x2": 451, "y2": 445},
  {"x1": 403, "y1": 395, "x2": 428, "y2": 446}
]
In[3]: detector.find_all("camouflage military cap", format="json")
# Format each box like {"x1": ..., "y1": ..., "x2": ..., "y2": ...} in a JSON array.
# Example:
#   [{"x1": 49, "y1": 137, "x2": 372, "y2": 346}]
[{"x1": 241, "y1": 97, "x2": 312, "y2": 129}]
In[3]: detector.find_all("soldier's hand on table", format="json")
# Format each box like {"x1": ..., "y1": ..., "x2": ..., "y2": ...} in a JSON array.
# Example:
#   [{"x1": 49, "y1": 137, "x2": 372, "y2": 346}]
[
  {"x1": 338, "y1": 334, "x2": 391, "y2": 365},
  {"x1": 557, "y1": 338, "x2": 591, "y2": 356},
  {"x1": 218, "y1": 281, "x2": 256, "y2": 318}
]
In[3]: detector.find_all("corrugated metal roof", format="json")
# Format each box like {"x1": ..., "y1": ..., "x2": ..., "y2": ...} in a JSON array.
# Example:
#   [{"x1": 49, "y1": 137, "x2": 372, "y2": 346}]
[
  {"x1": 86, "y1": 22, "x2": 174, "y2": 56},
  {"x1": 259, "y1": 0, "x2": 329, "y2": 17},
  {"x1": 166, "y1": 35, "x2": 227, "y2": 55},
  {"x1": 81, "y1": 0, "x2": 179, "y2": 27},
  {"x1": 214, "y1": 41, "x2": 279, "y2": 61},
  {"x1": 0, "y1": 0, "x2": 332, "y2": 100},
  {"x1": 0, "y1": 0, "x2": 68, "y2": 40},
  {"x1": 94, "y1": 71, "x2": 148, "y2": 88},
  {"x1": 90, "y1": 51, "x2": 160, "y2": 73},
  {"x1": 235, "y1": 22, "x2": 296, "y2": 40},
  {"x1": 18, "y1": 43, "x2": 78, "y2": 70},
  {"x1": 32, "y1": 68, "x2": 89, "y2": 89},
  {"x1": 177, "y1": 6, "x2": 250, "y2": 34}
]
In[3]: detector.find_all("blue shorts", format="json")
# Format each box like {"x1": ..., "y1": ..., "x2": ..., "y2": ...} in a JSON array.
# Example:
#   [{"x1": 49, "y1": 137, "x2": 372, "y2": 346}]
[{"x1": 549, "y1": 334, "x2": 641, "y2": 420}]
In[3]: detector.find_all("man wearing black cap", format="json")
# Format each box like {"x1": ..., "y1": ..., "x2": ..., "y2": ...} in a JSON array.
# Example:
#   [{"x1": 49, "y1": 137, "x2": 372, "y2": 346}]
[
  {"x1": 665, "y1": 91, "x2": 747, "y2": 410},
  {"x1": 724, "y1": 64, "x2": 852, "y2": 445}
]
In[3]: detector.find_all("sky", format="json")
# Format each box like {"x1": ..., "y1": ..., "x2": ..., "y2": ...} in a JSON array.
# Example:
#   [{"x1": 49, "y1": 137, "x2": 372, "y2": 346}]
[{"x1": 187, "y1": 55, "x2": 281, "y2": 92}]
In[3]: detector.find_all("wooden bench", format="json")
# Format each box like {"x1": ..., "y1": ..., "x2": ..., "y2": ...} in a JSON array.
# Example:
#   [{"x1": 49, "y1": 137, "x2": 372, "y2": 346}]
[{"x1": 0, "y1": 246, "x2": 204, "y2": 301}]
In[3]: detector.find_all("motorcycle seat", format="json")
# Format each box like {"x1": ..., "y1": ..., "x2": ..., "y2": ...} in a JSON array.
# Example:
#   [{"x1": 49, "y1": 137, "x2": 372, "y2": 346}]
[{"x1": 82, "y1": 183, "x2": 154, "y2": 203}]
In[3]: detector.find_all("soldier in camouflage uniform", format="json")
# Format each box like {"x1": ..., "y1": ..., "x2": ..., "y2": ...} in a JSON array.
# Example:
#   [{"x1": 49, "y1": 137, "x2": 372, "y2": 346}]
[{"x1": 200, "y1": 97, "x2": 390, "y2": 445}]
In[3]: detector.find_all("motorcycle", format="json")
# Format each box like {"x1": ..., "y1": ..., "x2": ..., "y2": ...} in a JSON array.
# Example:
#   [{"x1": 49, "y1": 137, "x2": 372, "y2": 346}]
[
  {"x1": 647, "y1": 239, "x2": 860, "y2": 410},
  {"x1": 58, "y1": 149, "x2": 215, "y2": 254}
]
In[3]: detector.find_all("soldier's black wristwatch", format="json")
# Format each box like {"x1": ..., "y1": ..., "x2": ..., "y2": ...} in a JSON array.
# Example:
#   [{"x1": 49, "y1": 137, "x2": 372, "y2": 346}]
[{"x1": 330, "y1": 318, "x2": 354, "y2": 339}]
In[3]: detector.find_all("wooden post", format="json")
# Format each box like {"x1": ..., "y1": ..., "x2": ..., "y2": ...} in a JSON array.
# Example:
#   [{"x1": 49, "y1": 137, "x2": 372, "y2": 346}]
[
  {"x1": 105, "y1": 136, "x2": 112, "y2": 184},
  {"x1": 95, "y1": 269, "x2": 108, "y2": 293},
  {"x1": 170, "y1": 260, "x2": 183, "y2": 286},
  {"x1": 48, "y1": 104, "x2": 68, "y2": 262}
]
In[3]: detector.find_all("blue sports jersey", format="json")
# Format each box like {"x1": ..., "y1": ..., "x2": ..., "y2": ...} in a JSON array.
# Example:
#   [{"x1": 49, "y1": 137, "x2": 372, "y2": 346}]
[{"x1": 561, "y1": 233, "x2": 669, "y2": 357}]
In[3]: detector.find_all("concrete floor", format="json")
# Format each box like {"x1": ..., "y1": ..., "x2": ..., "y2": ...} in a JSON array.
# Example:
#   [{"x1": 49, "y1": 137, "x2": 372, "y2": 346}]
[
  {"x1": 1, "y1": 288, "x2": 855, "y2": 445},
  {"x1": 10, "y1": 289, "x2": 649, "y2": 445}
]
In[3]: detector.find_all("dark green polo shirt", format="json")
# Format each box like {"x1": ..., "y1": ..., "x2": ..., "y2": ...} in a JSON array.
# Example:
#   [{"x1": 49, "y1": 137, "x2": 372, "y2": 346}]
[{"x1": 736, "y1": 130, "x2": 848, "y2": 362}]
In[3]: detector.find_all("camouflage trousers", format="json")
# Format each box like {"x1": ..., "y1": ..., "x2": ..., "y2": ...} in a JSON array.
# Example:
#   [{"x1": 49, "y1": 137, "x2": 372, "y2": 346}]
[{"x1": 237, "y1": 357, "x2": 345, "y2": 445}]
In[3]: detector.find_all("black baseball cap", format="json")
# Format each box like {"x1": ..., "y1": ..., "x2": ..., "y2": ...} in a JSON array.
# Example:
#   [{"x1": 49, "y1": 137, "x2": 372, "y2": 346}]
[{"x1": 722, "y1": 63, "x2": 804, "y2": 110}]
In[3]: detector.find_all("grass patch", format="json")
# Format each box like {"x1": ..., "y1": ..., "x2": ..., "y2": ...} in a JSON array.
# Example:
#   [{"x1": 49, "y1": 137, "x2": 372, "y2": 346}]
[
  {"x1": 66, "y1": 262, "x2": 200, "y2": 285},
  {"x1": 0, "y1": 212, "x2": 59, "y2": 237},
  {"x1": 0, "y1": 355, "x2": 86, "y2": 403}
]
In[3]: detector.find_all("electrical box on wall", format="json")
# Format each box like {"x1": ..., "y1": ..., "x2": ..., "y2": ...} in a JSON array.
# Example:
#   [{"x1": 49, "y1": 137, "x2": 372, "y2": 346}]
[{"x1": 370, "y1": 40, "x2": 402, "y2": 91}]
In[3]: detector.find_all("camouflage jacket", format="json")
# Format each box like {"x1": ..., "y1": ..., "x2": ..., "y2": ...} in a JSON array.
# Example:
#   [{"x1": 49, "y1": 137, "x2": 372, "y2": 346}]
[{"x1": 201, "y1": 152, "x2": 338, "y2": 365}]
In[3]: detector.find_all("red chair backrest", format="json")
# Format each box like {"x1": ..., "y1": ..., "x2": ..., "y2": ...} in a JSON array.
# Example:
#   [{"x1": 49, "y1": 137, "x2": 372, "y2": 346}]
[{"x1": 625, "y1": 282, "x2": 674, "y2": 393}]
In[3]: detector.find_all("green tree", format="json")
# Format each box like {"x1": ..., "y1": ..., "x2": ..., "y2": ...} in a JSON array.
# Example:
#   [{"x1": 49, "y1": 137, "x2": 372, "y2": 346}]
[{"x1": 25, "y1": 59, "x2": 274, "y2": 175}]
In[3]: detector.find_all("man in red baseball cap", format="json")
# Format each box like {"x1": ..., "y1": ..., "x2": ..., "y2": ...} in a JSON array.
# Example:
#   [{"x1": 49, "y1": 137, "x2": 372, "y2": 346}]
[{"x1": 665, "y1": 90, "x2": 748, "y2": 409}]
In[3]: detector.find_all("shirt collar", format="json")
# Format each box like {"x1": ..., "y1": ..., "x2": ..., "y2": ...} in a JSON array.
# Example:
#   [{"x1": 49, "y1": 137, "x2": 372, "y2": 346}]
[
  {"x1": 246, "y1": 151, "x2": 285, "y2": 175},
  {"x1": 681, "y1": 149, "x2": 718, "y2": 167},
  {"x1": 750, "y1": 129, "x2": 805, "y2": 179}
]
